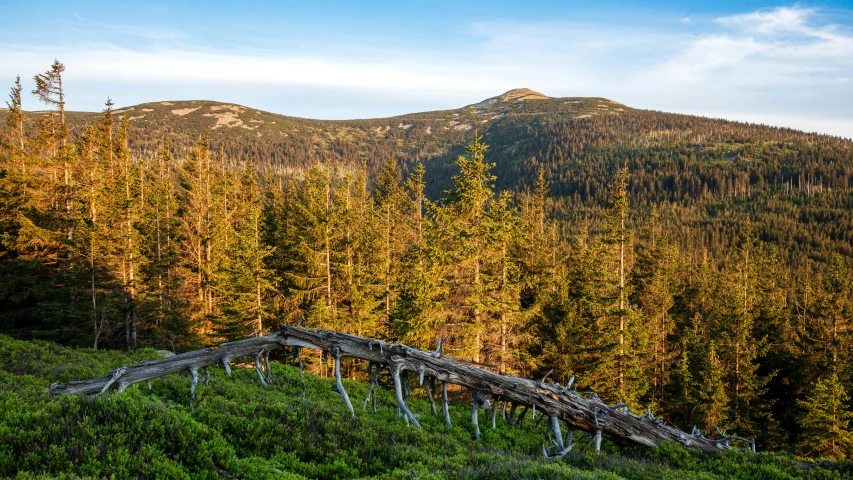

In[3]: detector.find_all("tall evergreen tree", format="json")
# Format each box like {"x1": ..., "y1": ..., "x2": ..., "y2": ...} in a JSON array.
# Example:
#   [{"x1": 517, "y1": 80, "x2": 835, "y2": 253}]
[
  {"x1": 437, "y1": 134, "x2": 495, "y2": 362},
  {"x1": 797, "y1": 373, "x2": 853, "y2": 458}
]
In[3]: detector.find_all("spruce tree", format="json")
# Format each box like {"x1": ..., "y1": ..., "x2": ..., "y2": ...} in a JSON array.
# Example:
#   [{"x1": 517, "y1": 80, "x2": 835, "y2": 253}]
[
  {"x1": 215, "y1": 163, "x2": 276, "y2": 340},
  {"x1": 177, "y1": 133, "x2": 215, "y2": 332},
  {"x1": 698, "y1": 342, "x2": 729, "y2": 429},
  {"x1": 797, "y1": 373, "x2": 853, "y2": 458},
  {"x1": 3, "y1": 76, "x2": 26, "y2": 172},
  {"x1": 373, "y1": 159, "x2": 407, "y2": 329},
  {"x1": 439, "y1": 133, "x2": 495, "y2": 362},
  {"x1": 599, "y1": 168, "x2": 649, "y2": 406}
]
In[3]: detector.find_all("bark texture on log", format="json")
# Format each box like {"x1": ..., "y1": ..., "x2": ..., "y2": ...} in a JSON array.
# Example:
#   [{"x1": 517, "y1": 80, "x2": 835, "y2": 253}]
[{"x1": 46, "y1": 326, "x2": 738, "y2": 454}]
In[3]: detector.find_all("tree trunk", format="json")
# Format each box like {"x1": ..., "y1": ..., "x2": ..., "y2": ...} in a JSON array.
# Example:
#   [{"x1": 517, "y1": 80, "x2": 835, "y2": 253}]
[{"x1": 47, "y1": 326, "x2": 742, "y2": 454}]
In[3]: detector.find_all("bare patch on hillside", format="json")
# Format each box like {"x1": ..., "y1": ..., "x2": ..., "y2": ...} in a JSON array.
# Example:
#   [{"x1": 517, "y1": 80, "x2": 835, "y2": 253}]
[
  {"x1": 454, "y1": 123, "x2": 473, "y2": 131},
  {"x1": 398, "y1": 122, "x2": 413, "y2": 130},
  {"x1": 203, "y1": 111, "x2": 258, "y2": 130},
  {"x1": 172, "y1": 107, "x2": 200, "y2": 116},
  {"x1": 142, "y1": 108, "x2": 154, "y2": 112},
  {"x1": 161, "y1": 102, "x2": 174, "y2": 105},
  {"x1": 210, "y1": 104, "x2": 245, "y2": 113}
]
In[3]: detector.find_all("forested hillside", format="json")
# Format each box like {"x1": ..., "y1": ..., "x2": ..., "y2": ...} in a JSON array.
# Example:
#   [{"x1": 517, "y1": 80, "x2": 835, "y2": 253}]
[{"x1": 2, "y1": 61, "x2": 853, "y2": 460}]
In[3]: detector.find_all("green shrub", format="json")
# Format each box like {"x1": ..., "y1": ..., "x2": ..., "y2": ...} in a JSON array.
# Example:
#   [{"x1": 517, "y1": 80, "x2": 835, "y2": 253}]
[{"x1": 0, "y1": 335, "x2": 847, "y2": 479}]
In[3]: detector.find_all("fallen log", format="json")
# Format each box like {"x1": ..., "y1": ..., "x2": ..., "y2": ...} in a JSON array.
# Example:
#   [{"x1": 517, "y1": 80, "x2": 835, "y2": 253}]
[{"x1": 46, "y1": 325, "x2": 748, "y2": 455}]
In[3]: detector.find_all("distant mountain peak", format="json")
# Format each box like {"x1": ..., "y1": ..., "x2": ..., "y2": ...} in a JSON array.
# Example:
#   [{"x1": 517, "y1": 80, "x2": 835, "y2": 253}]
[
  {"x1": 469, "y1": 88, "x2": 550, "y2": 109},
  {"x1": 498, "y1": 88, "x2": 549, "y2": 101}
]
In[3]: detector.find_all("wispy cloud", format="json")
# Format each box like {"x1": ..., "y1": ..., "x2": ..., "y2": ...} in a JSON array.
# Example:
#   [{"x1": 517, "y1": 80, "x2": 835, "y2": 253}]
[
  {"x1": 657, "y1": 6, "x2": 853, "y2": 87},
  {"x1": 1, "y1": 5, "x2": 851, "y2": 137},
  {"x1": 717, "y1": 6, "x2": 815, "y2": 34},
  {"x1": 69, "y1": 14, "x2": 185, "y2": 41}
]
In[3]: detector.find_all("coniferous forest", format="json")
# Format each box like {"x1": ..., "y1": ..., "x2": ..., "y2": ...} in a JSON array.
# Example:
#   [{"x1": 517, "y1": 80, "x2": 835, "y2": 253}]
[{"x1": 2, "y1": 61, "x2": 853, "y2": 474}]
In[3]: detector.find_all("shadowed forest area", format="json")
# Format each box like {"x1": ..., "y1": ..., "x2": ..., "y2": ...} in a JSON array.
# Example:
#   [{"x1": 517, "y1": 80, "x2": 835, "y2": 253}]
[{"x1": 2, "y1": 61, "x2": 853, "y2": 467}]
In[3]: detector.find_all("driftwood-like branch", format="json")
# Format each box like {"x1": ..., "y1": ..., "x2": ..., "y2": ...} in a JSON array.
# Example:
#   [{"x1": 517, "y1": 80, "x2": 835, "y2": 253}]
[
  {"x1": 334, "y1": 349, "x2": 356, "y2": 419},
  {"x1": 391, "y1": 362, "x2": 421, "y2": 428},
  {"x1": 46, "y1": 326, "x2": 740, "y2": 454},
  {"x1": 424, "y1": 377, "x2": 438, "y2": 415},
  {"x1": 441, "y1": 380, "x2": 453, "y2": 427}
]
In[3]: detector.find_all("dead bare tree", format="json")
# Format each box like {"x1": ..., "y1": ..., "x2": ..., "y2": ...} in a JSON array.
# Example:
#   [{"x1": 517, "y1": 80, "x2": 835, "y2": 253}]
[{"x1": 46, "y1": 326, "x2": 754, "y2": 456}]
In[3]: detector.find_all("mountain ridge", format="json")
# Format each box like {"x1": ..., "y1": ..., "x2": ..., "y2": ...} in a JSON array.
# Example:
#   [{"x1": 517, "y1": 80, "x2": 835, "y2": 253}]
[{"x1": 6, "y1": 88, "x2": 853, "y2": 267}]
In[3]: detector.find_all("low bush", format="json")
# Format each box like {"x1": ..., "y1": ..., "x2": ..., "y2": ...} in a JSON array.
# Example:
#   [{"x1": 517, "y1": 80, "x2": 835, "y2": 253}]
[{"x1": 0, "y1": 335, "x2": 848, "y2": 479}]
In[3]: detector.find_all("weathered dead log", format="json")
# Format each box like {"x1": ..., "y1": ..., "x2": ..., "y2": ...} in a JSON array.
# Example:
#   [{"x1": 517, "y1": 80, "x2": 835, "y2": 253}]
[
  {"x1": 551, "y1": 416, "x2": 565, "y2": 450},
  {"x1": 46, "y1": 326, "x2": 743, "y2": 454},
  {"x1": 441, "y1": 381, "x2": 452, "y2": 427},
  {"x1": 391, "y1": 362, "x2": 421, "y2": 428},
  {"x1": 470, "y1": 389, "x2": 486, "y2": 440},
  {"x1": 363, "y1": 362, "x2": 378, "y2": 412},
  {"x1": 333, "y1": 349, "x2": 356, "y2": 419},
  {"x1": 423, "y1": 377, "x2": 438, "y2": 416}
]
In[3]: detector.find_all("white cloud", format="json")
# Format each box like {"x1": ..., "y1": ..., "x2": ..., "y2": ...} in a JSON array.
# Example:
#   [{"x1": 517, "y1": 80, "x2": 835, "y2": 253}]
[
  {"x1": 717, "y1": 6, "x2": 813, "y2": 34},
  {"x1": 1, "y1": 5, "x2": 851, "y2": 138},
  {"x1": 653, "y1": 7, "x2": 853, "y2": 88},
  {"x1": 0, "y1": 44, "x2": 492, "y2": 93}
]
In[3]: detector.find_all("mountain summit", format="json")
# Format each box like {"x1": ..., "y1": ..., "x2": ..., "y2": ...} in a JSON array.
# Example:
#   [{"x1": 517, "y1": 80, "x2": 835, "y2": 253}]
[
  {"x1": 469, "y1": 88, "x2": 550, "y2": 109},
  {"x1": 498, "y1": 88, "x2": 550, "y2": 101}
]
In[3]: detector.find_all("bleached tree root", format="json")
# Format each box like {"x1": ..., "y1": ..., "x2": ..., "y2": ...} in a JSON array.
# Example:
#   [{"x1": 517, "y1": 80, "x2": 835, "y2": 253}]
[{"x1": 46, "y1": 325, "x2": 744, "y2": 454}]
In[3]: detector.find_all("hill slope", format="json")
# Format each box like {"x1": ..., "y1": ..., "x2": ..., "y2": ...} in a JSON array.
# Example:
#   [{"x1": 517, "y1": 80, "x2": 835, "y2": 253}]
[
  {"x1": 36, "y1": 88, "x2": 853, "y2": 264},
  {"x1": 0, "y1": 334, "x2": 845, "y2": 479},
  {"x1": 51, "y1": 88, "x2": 624, "y2": 181}
]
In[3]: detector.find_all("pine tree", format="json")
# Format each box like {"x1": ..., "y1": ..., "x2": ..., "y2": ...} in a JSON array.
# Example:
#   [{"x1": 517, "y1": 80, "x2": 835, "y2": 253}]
[
  {"x1": 75, "y1": 124, "x2": 105, "y2": 348},
  {"x1": 140, "y1": 137, "x2": 187, "y2": 347},
  {"x1": 710, "y1": 222, "x2": 773, "y2": 436},
  {"x1": 337, "y1": 167, "x2": 383, "y2": 338},
  {"x1": 3, "y1": 76, "x2": 26, "y2": 173},
  {"x1": 287, "y1": 164, "x2": 336, "y2": 325},
  {"x1": 482, "y1": 191, "x2": 525, "y2": 374},
  {"x1": 599, "y1": 168, "x2": 649, "y2": 406},
  {"x1": 821, "y1": 255, "x2": 852, "y2": 378},
  {"x1": 394, "y1": 166, "x2": 446, "y2": 348},
  {"x1": 32, "y1": 60, "x2": 72, "y2": 241},
  {"x1": 537, "y1": 232, "x2": 608, "y2": 388},
  {"x1": 111, "y1": 116, "x2": 145, "y2": 349},
  {"x1": 373, "y1": 159, "x2": 407, "y2": 330},
  {"x1": 404, "y1": 163, "x2": 426, "y2": 251},
  {"x1": 177, "y1": 133, "x2": 216, "y2": 333},
  {"x1": 632, "y1": 210, "x2": 680, "y2": 406},
  {"x1": 797, "y1": 373, "x2": 853, "y2": 458},
  {"x1": 0, "y1": 76, "x2": 27, "y2": 259},
  {"x1": 438, "y1": 133, "x2": 495, "y2": 362},
  {"x1": 215, "y1": 163, "x2": 276, "y2": 340},
  {"x1": 698, "y1": 342, "x2": 729, "y2": 429},
  {"x1": 8, "y1": 60, "x2": 84, "y2": 342}
]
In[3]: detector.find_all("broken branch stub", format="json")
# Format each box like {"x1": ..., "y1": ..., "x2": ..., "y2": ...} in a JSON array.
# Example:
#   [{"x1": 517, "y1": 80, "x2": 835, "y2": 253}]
[{"x1": 46, "y1": 326, "x2": 738, "y2": 454}]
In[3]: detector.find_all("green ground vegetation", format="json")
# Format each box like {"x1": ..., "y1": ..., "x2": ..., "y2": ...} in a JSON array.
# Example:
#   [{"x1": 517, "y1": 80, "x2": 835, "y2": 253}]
[{"x1": 0, "y1": 335, "x2": 850, "y2": 479}]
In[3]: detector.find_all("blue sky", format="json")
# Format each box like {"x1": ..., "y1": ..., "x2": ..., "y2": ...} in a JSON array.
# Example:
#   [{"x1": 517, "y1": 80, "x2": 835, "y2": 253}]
[{"x1": 2, "y1": 1, "x2": 853, "y2": 138}]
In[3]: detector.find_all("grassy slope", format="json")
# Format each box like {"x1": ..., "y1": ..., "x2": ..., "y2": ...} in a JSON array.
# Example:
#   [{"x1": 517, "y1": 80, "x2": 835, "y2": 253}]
[{"x1": 0, "y1": 335, "x2": 848, "y2": 480}]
